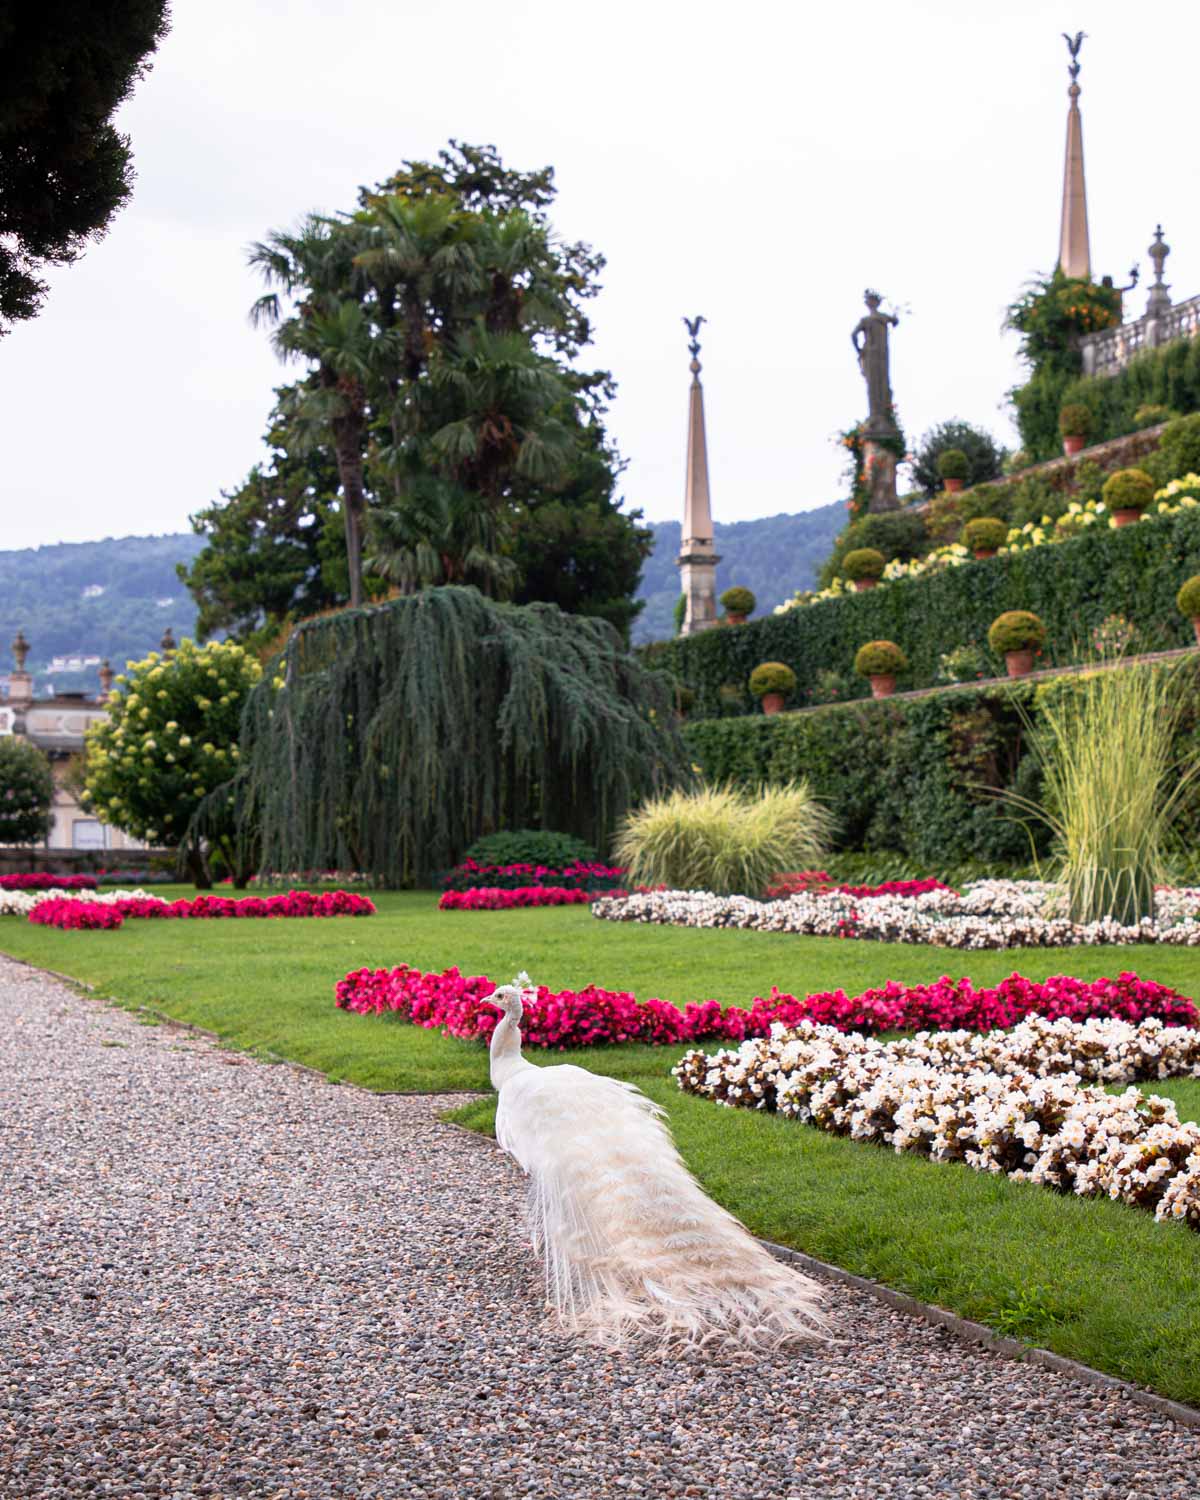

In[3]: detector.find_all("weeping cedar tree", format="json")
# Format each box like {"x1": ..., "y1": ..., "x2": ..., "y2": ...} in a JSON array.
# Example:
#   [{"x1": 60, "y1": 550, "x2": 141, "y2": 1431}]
[{"x1": 215, "y1": 588, "x2": 686, "y2": 886}]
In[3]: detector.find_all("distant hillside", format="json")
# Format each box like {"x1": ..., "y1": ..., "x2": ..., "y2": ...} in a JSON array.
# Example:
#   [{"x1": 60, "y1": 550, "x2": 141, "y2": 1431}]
[
  {"x1": 632, "y1": 503, "x2": 845, "y2": 644},
  {"x1": 0, "y1": 534, "x2": 204, "y2": 692},
  {"x1": 0, "y1": 505, "x2": 846, "y2": 684}
]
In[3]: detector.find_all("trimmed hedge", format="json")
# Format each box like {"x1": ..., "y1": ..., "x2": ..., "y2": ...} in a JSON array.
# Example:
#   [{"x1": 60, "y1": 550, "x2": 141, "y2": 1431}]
[
  {"x1": 682, "y1": 662, "x2": 1200, "y2": 867},
  {"x1": 651, "y1": 508, "x2": 1200, "y2": 717}
]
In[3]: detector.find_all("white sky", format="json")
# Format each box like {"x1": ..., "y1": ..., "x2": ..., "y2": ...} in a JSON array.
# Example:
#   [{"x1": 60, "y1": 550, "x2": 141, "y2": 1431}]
[{"x1": 1, "y1": 0, "x2": 1197, "y2": 551}]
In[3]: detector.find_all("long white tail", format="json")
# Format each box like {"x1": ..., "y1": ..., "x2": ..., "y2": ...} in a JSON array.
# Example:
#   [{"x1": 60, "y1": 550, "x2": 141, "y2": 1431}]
[{"x1": 496, "y1": 1063, "x2": 827, "y2": 1350}]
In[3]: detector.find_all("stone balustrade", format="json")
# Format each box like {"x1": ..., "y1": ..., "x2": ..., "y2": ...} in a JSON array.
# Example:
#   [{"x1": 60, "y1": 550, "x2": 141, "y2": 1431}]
[{"x1": 1081, "y1": 293, "x2": 1200, "y2": 377}]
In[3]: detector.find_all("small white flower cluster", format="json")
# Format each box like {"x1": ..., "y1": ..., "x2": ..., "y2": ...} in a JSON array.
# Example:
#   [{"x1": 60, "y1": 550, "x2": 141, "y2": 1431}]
[
  {"x1": 592, "y1": 880, "x2": 1200, "y2": 949},
  {"x1": 673, "y1": 1013, "x2": 1200, "y2": 1229},
  {"x1": 0, "y1": 887, "x2": 153, "y2": 918}
]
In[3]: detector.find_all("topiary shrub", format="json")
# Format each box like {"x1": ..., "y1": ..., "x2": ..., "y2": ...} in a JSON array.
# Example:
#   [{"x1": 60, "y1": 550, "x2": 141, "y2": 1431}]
[
  {"x1": 1176, "y1": 576, "x2": 1200, "y2": 620},
  {"x1": 614, "y1": 782, "x2": 833, "y2": 896},
  {"x1": 988, "y1": 610, "x2": 1047, "y2": 655},
  {"x1": 720, "y1": 586, "x2": 756, "y2": 618},
  {"x1": 1059, "y1": 403, "x2": 1092, "y2": 438},
  {"x1": 914, "y1": 421, "x2": 1006, "y2": 497},
  {"x1": 936, "y1": 448, "x2": 970, "y2": 481},
  {"x1": 961, "y1": 517, "x2": 1009, "y2": 553},
  {"x1": 854, "y1": 640, "x2": 909, "y2": 678},
  {"x1": 748, "y1": 661, "x2": 797, "y2": 700},
  {"x1": 464, "y1": 828, "x2": 598, "y2": 867},
  {"x1": 0, "y1": 737, "x2": 54, "y2": 845},
  {"x1": 842, "y1": 547, "x2": 886, "y2": 582},
  {"x1": 1101, "y1": 467, "x2": 1156, "y2": 514}
]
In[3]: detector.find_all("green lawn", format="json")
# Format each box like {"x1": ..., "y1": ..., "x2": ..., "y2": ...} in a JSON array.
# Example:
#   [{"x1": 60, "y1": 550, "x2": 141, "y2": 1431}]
[{"x1": 3, "y1": 887, "x2": 1199, "y2": 1405}]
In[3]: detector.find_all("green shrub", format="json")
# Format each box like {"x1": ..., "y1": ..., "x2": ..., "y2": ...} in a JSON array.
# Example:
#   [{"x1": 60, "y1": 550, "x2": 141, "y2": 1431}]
[
  {"x1": 1134, "y1": 403, "x2": 1174, "y2": 430},
  {"x1": 720, "y1": 586, "x2": 756, "y2": 617},
  {"x1": 1157, "y1": 414, "x2": 1200, "y2": 483},
  {"x1": 854, "y1": 640, "x2": 908, "y2": 677},
  {"x1": 937, "y1": 448, "x2": 970, "y2": 481},
  {"x1": 988, "y1": 610, "x2": 1046, "y2": 655},
  {"x1": 464, "y1": 828, "x2": 598, "y2": 867},
  {"x1": 960, "y1": 484, "x2": 1014, "y2": 525},
  {"x1": 819, "y1": 511, "x2": 927, "y2": 589},
  {"x1": 748, "y1": 661, "x2": 797, "y2": 699},
  {"x1": 842, "y1": 547, "x2": 886, "y2": 581},
  {"x1": 614, "y1": 782, "x2": 833, "y2": 896},
  {"x1": 1059, "y1": 403, "x2": 1092, "y2": 438},
  {"x1": 1177, "y1": 576, "x2": 1200, "y2": 618},
  {"x1": 961, "y1": 517, "x2": 1008, "y2": 552},
  {"x1": 913, "y1": 421, "x2": 1005, "y2": 497},
  {"x1": 0, "y1": 737, "x2": 54, "y2": 845},
  {"x1": 937, "y1": 643, "x2": 988, "y2": 683},
  {"x1": 1101, "y1": 467, "x2": 1156, "y2": 513}
]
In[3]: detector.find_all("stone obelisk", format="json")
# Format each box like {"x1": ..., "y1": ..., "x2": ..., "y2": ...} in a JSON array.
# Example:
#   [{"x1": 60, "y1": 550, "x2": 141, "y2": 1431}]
[
  {"x1": 1058, "y1": 31, "x2": 1091, "y2": 279},
  {"x1": 676, "y1": 317, "x2": 721, "y2": 635}
]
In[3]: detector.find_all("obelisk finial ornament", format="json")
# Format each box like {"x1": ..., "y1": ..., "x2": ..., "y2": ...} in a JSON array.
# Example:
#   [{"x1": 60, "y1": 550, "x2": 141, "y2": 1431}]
[
  {"x1": 676, "y1": 316, "x2": 721, "y2": 636},
  {"x1": 1057, "y1": 31, "x2": 1091, "y2": 280}
]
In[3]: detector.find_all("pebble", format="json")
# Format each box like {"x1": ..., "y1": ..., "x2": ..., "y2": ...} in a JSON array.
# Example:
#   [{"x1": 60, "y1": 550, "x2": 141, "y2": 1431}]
[{"x1": 0, "y1": 955, "x2": 1197, "y2": 1498}]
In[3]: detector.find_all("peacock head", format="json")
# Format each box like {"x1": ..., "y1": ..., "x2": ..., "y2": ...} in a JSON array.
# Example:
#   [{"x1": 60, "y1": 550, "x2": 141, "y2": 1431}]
[{"x1": 493, "y1": 971, "x2": 535, "y2": 1022}]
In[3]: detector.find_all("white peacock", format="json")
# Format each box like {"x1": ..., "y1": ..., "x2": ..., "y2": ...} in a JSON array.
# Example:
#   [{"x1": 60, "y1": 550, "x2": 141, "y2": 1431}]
[{"x1": 489, "y1": 972, "x2": 828, "y2": 1349}]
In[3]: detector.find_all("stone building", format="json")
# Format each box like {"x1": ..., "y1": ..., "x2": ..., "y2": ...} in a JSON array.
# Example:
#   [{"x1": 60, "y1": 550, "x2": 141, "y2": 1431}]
[{"x1": 0, "y1": 632, "x2": 146, "y2": 853}]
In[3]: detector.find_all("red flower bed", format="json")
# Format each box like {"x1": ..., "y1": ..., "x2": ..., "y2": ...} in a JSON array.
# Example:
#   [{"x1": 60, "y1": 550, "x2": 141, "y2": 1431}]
[
  {"x1": 0, "y1": 873, "x2": 97, "y2": 891},
  {"x1": 439, "y1": 858, "x2": 626, "y2": 893},
  {"x1": 766, "y1": 871, "x2": 954, "y2": 900},
  {"x1": 438, "y1": 886, "x2": 602, "y2": 910},
  {"x1": 29, "y1": 899, "x2": 122, "y2": 930},
  {"x1": 28, "y1": 889, "x2": 376, "y2": 930},
  {"x1": 333, "y1": 964, "x2": 1197, "y2": 1049}
]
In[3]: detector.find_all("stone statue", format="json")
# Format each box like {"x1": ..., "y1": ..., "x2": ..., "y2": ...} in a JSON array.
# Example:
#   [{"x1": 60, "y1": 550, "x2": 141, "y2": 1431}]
[{"x1": 852, "y1": 290, "x2": 899, "y2": 439}]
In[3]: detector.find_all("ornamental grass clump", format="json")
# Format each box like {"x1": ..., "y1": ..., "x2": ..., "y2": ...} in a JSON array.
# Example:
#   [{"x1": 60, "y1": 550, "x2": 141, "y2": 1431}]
[
  {"x1": 614, "y1": 783, "x2": 833, "y2": 897},
  {"x1": 1022, "y1": 666, "x2": 1199, "y2": 926}
]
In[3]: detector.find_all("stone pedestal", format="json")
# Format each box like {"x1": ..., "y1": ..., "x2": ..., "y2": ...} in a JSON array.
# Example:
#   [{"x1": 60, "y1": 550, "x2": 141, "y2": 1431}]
[
  {"x1": 862, "y1": 440, "x2": 899, "y2": 513},
  {"x1": 678, "y1": 539, "x2": 722, "y2": 634}
]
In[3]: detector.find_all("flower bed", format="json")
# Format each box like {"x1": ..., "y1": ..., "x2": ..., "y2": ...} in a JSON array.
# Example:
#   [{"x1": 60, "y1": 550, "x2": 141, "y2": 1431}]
[
  {"x1": 26, "y1": 889, "x2": 376, "y2": 930},
  {"x1": 0, "y1": 873, "x2": 97, "y2": 891},
  {"x1": 593, "y1": 880, "x2": 1200, "y2": 948},
  {"x1": 333, "y1": 963, "x2": 1195, "y2": 1049},
  {"x1": 765, "y1": 871, "x2": 953, "y2": 900},
  {"x1": 674, "y1": 1014, "x2": 1200, "y2": 1230},
  {"x1": 437, "y1": 886, "x2": 601, "y2": 911},
  {"x1": 438, "y1": 858, "x2": 626, "y2": 894}
]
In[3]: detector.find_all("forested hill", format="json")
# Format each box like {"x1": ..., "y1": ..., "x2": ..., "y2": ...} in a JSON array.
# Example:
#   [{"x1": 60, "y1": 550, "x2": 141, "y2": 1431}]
[
  {"x1": 0, "y1": 504, "x2": 845, "y2": 684},
  {"x1": 632, "y1": 503, "x2": 845, "y2": 644},
  {"x1": 0, "y1": 533, "x2": 204, "y2": 691}
]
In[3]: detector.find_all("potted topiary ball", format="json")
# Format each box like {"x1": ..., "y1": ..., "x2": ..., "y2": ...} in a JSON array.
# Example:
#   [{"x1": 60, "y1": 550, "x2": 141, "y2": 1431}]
[
  {"x1": 1059, "y1": 403, "x2": 1093, "y2": 456},
  {"x1": 936, "y1": 448, "x2": 970, "y2": 494},
  {"x1": 988, "y1": 610, "x2": 1047, "y2": 678},
  {"x1": 1177, "y1": 576, "x2": 1200, "y2": 647},
  {"x1": 853, "y1": 640, "x2": 908, "y2": 699},
  {"x1": 748, "y1": 660, "x2": 797, "y2": 715},
  {"x1": 843, "y1": 547, "x2": 886, "y2": 591},
  {"x1": 961, "y1": 516, "x2": 1008, "y2": 559},
  {"x1": 1101, "y1": 467, "x2": 1156, "y2": 527},
  {"x1": 719, "y1": 585, "x2": 756, "y2": 625}
]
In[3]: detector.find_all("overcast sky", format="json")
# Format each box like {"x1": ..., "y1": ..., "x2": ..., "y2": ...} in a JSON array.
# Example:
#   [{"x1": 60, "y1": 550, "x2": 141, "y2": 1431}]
[{"x1": 1, "y1": 0, "x2": 1197, "y2": 553}]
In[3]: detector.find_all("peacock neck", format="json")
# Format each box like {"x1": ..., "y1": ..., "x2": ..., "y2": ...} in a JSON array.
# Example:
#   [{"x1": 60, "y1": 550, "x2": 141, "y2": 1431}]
[{"x1": 489, "y1": 1014, "x2": 531, "y2": 1090}]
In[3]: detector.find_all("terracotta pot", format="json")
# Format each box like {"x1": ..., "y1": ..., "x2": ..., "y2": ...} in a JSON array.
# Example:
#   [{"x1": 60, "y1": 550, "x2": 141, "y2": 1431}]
[
  {"x1": 973, "y1": 548, "x2": 998, "y2": 560},
  {"x1": 1112, "y1": 508, "x2": 1142, "y2": 527},
  {"x1": 853, "y1": 577, "x2": 879, "y2": 592},
  {"x1": 1062, "y1": 433, "x2": 1086, "y2": 456},
  {"x1": 1193, "y1": 617, "x2": 1200, "y2": 647},
  {"x1": 943, "y1": 477, "x2": 964, "y2": 493},
  {"x1": 725, "y1": 611, "x2": 747, "y2": 626},
  {"x1": 760, "y1": 692, "x2": 786, "y2": 715},
  {"x1": 1005, "y1": 648, "x2": 1035, "y2": 678},
  {"x1": 869, "y1": 674, "x2": 896, "y2": 699}
]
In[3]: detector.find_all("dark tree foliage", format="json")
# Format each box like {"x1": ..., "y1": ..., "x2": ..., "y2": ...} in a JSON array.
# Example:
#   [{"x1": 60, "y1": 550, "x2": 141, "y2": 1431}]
[
  {"x1": 912, "y1": 420, "x2": 1006, "y2": 498},
  {"x1": 177, "y1": 386, "x2": 348, "y2": 645},
  {"x1": 0, "y1": 736, "x2": 54, "y2": 844},
  {"x1": 0, "y1": 1, "x2": 170, "y2": 330},
  {"x1": 224, "y1": 587, "x2": 685, "y2": 886}
]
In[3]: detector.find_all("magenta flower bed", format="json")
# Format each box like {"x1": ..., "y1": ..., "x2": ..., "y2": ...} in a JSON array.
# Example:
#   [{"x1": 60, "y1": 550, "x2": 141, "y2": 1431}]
[
  {"x1": 0, "y1": 873, "x2": 98, "y2": 891},
  {"x1": 333, "y1": 964, "x2": 1198, "y2": 1049},
  {"x1": 438, "y1": 858, "x2": 627, "y2": 894},
  {"x1": 29, "y1": 889, "x2": 376, "y2": 931},
  {"x1": 438, "y1": 886, "x2": 605, "y2": 910}
]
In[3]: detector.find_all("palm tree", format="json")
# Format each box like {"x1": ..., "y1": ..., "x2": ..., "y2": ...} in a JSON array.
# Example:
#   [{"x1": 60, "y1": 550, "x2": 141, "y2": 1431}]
[
  {"x1": 364, "y1": 473, "x2": 517, "y2": 597},
  {"x1": 248, "y1": 217, "x2": 379, "y2": 607}
]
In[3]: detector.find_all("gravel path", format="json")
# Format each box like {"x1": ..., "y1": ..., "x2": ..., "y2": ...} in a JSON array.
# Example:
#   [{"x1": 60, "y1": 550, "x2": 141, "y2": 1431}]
[{"x1": 1, "y1": 956, "x2": 1197, "y2": 1499}]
